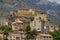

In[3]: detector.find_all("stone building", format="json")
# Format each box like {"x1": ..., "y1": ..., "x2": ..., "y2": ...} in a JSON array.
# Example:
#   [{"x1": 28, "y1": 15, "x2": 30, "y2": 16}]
[
  {"x1": 30, "y1": 14, "x2": 42, "y2": 32},
  {"x1": 8, "y1": 31, "x2": 24, "y2": 40},
  {"x1": 30, "y1": 11, "x2": 56, "y2": 33},
  {"x1": 30, "y1": 12, "x2": 48, "y2": 32},
  {"x1": 10, "y1": 8, "x2": 59, "y2": 32},
  {"x1": 11, "y1": 18, "x2": 25, "y2": 31},
  {"x1": 36, "y1": 34, "x2": 53, "y2": 40},
  {"x1": 10, "y1": 9, "x2": 35, "y2": 16}
]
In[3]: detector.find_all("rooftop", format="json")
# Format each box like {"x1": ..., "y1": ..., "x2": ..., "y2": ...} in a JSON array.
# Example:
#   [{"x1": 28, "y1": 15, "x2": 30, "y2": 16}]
[
  {"x1": 40, "y1": 34, "x2": 52, "y2": 37},
  {"x1": 9, "y1": 31, "x2": 24, "y2": 34}
]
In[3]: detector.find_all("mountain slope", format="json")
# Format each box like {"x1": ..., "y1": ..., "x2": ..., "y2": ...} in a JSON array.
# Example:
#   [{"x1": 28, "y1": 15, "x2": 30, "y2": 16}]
[{"x1": 0, "y1": 0, "x2": 60, "y2": 26}]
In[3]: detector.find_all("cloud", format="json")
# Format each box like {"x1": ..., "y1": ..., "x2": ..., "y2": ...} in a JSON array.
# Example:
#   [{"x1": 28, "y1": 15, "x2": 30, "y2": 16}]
[
  {"x1": 48, "y1": 0, "x2": 60, "y2": 3},
  {"x1": 36, "y1": 0, "x2": 49, "y2": 5}
]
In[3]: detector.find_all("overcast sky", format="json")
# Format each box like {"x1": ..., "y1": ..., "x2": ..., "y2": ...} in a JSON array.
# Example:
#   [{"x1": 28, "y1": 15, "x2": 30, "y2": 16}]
[{"x1": 48, "y1": 0, "x2": 60, "y2": 3}]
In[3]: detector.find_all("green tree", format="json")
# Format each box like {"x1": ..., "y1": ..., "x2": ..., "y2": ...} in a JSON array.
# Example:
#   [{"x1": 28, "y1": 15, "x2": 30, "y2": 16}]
[
  {"x1": 25, "y1": 25, "x2": 31, "y2": 40},
  {"x1": 0, "y1": 25, "x2": 12, "y2": 34},
  {"x1": 25, "y1": 25, "x2": 37, "y2": 40},
  {"x1": 25, "y1": 25, "x2": 31, "y2": 32},
  {"x1": 31, "y1": 29, "x2": 37, "y2": 36},
  {"x1": 0, "y1": 25, "x2": 12, "y2": 40},
  {"x1": 29, "y1": 16, "x2": 34, "y2": 21},
  {"x1": 30, "y1": 29, "x2": 37, "y2": 40},
  {"x1": 49, "y1": 30, "x2": 60, "y2": 40},
  {"x1": 40, "y1": 11, "x2": 46, "y2": 14}
]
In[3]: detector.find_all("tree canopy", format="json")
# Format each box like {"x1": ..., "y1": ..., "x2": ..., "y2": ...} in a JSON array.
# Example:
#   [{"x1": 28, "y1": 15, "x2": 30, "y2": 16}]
[
  {"x1": 25, "y1": 25, "x2": 37, "y2": 40},
  {"x1": 0, "y1": 25, "x2": 12, "y2": 34},
  {"x1": 29, "y1": 16, "x2": 34, "y2": 21},
  {"x1": 25, "y1": 25, "x2": 31, "y2": 32},
  {"x1": 49, "y1": 30, "x2": 60, "y2": 40}
]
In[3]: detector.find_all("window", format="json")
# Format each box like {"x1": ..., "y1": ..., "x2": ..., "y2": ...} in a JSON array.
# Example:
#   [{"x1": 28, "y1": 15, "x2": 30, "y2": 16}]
[
  {"x1": 46, "y1": 26, "x2": 49, "y2": 31},
  {"x1": 15, "y1": 27, "x2": 18, "y2": 29},
  {"x1": 46, "y1": 36, "x2": 48, "y2": 38},
  {"x1": 49, "y1": 37, "x2": 51, "y2": 38},
  {"x1": 38, "y1": 28, "x2": 40, "y2": 30},
  {"x1": 13, "y1": 23, "x2": 16, "y2": 26},
  {"x1": 51, "y1": 26, "x2": 53, "y2": 28},
  {"x1": 16, "y1": 37, "x2": 20, "y2": 40},
  {"x1": 39, "y1": 17, "x2": 41, "y2": 20},
  {"x1": 51, "y1": 26, "x2": 54, "y2": 30},
  {"x1": 37, "y1": 28, "x2": 41, "y2": 31},
  {"x1": 34, "y1": 21, "x2": 36, "y2": 27},
  {"x1": 44, "y1": 36, "x2": 46, "y2": 38}
]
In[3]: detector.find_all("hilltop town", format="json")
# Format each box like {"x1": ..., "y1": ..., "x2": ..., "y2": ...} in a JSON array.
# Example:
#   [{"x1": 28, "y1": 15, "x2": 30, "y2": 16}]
[{"x1": 0, "y1": 9, "x2": 59, "y2": 40}]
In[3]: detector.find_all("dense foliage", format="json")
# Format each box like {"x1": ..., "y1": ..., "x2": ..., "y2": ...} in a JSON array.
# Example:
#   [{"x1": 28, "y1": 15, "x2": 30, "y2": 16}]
[
  {"x1": 49, "y1": 30, "x2": 60, "y2": 40},
  {"x1": 0, "y1": 25, "x2": 12, "y2": 34},
  {"x1": 29, "y1": 16, "x2": 34, "y2": 21},
  {"x1": 25, "y1": 25, "x2": 37, "y2": 40}
]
